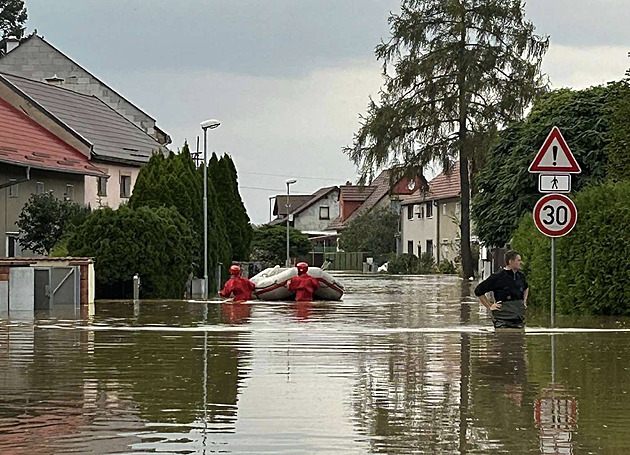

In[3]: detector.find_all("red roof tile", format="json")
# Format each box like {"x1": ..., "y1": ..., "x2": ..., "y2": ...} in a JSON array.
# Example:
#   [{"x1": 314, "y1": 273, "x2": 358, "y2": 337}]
[
  {"x1": 0, "y1": 97, "x2": 106, "y2": 177},
  {"x1": 403, "y1": 162, "x2": 460, "y2": 204}
]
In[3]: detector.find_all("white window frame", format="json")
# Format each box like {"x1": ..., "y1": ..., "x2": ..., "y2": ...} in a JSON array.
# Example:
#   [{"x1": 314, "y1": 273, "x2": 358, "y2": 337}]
[
  {"x1": 35, "y1": 181, "x2": 45, "y2": 195},
  {"x1": 120, "y1": 174, "x2": 132, "y2": 198},
  {"x1": 65, "y1": 184, "x2": 74, "y2": 201}
]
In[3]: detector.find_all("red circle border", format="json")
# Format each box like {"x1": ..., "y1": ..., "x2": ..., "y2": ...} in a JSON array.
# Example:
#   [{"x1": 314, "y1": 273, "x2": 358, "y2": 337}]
[{"x1": 533, "y1": 194, "x2": 578, "y2": 237}]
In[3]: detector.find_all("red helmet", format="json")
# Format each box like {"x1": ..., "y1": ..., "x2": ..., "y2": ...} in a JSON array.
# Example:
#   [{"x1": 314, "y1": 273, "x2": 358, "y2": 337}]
[
  {"x1": 229, "y1": 265, "x2": 241, "y2": 276},
  {"x1": 296, "y1": 262, "x2": 309, "y2": 275}
]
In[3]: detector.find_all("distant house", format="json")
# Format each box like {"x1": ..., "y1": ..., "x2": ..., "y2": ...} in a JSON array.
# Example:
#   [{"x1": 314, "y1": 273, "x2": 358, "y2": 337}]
[
  {"x1": 0, "y1": 78, "x2": 107, "y2": 257},
  {"x1": 271, "y1": 186, "x2": 340, "y2": 234},
  {"x1": 326, "y1": 170, "x2": 426, "y2": 251},
  {"x1": 0, "y1": 73, "x2": 165, "y2": 209},
  {"x1": 400, "y1": 163, "x2": 464, "y2": 265},
  {"x1": 0, "y1": 33, "x2": 171, "y2": 145}
]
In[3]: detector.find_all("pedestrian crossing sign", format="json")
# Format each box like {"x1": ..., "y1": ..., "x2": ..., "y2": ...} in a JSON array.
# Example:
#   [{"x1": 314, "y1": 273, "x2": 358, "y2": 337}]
[{"x1": 539, "y1": 174, "x2": 571, "y2": 193}]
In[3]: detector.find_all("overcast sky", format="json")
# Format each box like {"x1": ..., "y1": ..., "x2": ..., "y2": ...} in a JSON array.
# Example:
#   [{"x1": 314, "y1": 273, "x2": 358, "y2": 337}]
[{"x1": 24, "y1": 0, "x2": 630, "y2": 223}]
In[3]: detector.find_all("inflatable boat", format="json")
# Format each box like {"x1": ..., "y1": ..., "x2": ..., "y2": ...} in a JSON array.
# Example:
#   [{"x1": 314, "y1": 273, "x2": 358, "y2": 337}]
[{"x1": 251, "y1": 266, "x2": 344, "y2": 301}]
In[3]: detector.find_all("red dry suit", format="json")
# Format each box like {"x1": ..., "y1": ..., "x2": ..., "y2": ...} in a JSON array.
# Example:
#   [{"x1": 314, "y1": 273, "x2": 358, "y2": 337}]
[
  {"x1": 288, "y1": 273, "x2": 320, "y2": 302},
  {"x1": 220, "y1": 276, "x2": 256, "y2": 301}
]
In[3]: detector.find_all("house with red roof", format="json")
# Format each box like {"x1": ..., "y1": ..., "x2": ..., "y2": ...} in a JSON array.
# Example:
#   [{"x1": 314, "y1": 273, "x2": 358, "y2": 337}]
[
  {"x1": 400, "y1": 163, "x2": 464, "y2": 265},
  {"x1": 0, "y1": 77, "x2": 107, "y2": 257},
  {"x1": 270, "y1": 186, "x2": 340, "y2": 234}
]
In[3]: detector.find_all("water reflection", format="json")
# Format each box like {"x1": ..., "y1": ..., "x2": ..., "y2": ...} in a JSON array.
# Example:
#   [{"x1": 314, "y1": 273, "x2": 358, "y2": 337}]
[{"x1": 1, "y1": 276, "x2": 630, "y2": 454}]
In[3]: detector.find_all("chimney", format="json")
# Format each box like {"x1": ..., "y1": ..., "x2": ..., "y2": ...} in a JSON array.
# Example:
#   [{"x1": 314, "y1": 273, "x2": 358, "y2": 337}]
[
  {"x1": 44, "y1": 74, "x2": 65, "y2": 86},
  {"x1": 4, "y1": 38, "x2": 19, "y2": 54}
]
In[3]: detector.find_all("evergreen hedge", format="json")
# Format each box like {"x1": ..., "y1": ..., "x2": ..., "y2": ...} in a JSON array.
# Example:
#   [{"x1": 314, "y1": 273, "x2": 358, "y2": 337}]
[
  {"x1": 67, "y1": 205, "x2": 195, "y2": 299},
  {"x1": 511, "y1": 180, "x2": 630, "y2": 315}
]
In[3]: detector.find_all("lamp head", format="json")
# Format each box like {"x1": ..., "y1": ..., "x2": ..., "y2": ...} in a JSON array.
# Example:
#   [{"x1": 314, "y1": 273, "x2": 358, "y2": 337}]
[
  {"x1": 285, "y1": 178, "x2": 297, "y2": 185},
  {"x1": 200, "y1": 119, "x2": 221, "y2": 130}
]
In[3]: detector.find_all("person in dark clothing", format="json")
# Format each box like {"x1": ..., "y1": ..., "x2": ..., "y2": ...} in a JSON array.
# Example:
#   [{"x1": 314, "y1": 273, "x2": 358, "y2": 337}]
[
  {"x1": 475, "y1": 250, "x2": 529, "y2": 329},
  {"x1": 287, "y1": 262, "x2": 319, "y2": 302},
  {"x1": 220, "y1": 265, "x2": 256, "y2": 302}
]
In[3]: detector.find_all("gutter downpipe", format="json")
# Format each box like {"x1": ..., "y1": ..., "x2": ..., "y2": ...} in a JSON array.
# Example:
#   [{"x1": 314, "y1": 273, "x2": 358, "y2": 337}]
[{"x1": 435, "y1": 199, "x2": 440, "y2": 265}]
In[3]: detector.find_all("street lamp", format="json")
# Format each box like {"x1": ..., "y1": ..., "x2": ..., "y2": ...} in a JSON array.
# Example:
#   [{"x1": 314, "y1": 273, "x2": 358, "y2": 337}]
[
  {"x1": 285, "y1": 178, "x2": 297, "y2": 267},
  {"x1": 200, "y1": 118, "x2": 221, "y2": 299}
]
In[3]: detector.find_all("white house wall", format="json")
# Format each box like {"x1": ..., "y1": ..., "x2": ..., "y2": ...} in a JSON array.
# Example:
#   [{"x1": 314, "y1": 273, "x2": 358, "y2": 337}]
[
  {"x1": 401, "y1": 201, "x2": 438, "y2": 257},
  {"x1": 85, "y1": 163, "x2": 140, "y2": 210},
  {"x1": 294, "y1": 191, "x2": 340, "y2": 232}
]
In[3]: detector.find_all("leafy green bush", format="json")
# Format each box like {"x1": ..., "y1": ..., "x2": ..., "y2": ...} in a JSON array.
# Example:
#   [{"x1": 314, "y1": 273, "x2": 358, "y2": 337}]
[
  {"x1": 388, "y1": 252, "x2": 436, "y2": 274},
  {"x1": 250, "y1": 225, "x2": 312, "y2": 266},
  {"x1": 512, "y1": 179, "x2": 630, "y2": 315},
  {"x1": 67, "y1": 205, "x2": 195, "y2": 299},
  {"x1": 17, "y1": 192, "x2": 90, "y2": 254},
  {"x1": 438, "y1": 260, "x2": 457, "y2": 274},
  {"x1": 339, "y1": 207, "x2": 398, "y2": 255}
]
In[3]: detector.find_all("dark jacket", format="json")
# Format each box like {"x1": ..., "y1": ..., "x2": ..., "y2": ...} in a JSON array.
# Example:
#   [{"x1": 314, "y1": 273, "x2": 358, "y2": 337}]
[{"x1": 474, "y1": 268, "x2": 528, "y2": 302}]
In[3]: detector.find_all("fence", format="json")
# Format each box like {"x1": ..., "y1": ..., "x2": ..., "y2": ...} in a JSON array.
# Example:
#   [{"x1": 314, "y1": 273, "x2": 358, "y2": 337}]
[{"x1": 297, "y1": 252, "x2": 372, "y2": 271}]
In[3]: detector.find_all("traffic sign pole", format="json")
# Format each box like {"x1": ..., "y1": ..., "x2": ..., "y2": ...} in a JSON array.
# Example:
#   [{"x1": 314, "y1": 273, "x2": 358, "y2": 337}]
[
  {"x1": 530, "y1": 126, "x2": 581, "y2": 328},
  {"x1": 551, "y1": 238, "x2": 555, "y2": 327}
]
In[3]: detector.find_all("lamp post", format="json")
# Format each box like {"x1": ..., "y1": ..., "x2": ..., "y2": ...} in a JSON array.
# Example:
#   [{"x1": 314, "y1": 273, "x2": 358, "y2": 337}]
[
  {"x1": 285, "y1": 178, "x2": 297, "y2": 267},
  {"x1": 200, "y1": 119, "x2": 221, "y2": 299}
]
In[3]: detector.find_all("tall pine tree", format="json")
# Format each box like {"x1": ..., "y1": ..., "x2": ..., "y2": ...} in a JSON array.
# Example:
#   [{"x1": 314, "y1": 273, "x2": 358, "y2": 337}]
[
  {"x1": 344, "y1": 0, "x2": 548, "y2": 277},
  {"x1": 208, "y1": 153, "x2": 252, "y2": 261},
  {"x1": 130, "y1": 143, "x2": 231, "y2": 291}
]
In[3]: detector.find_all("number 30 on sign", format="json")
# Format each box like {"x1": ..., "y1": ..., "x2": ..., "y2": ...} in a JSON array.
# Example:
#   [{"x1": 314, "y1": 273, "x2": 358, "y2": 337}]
[{"x1": 533, "y1": 194, "x2": 578, "y2": 238}]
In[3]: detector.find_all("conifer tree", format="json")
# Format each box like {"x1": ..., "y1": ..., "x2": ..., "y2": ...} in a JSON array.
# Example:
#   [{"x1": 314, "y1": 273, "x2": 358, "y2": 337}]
[
  {"x1": 208, "y1": 153, "x2": 252, "y2": 261},
  {"x1": 345, "y1": 0, "x2": 548, "y2": 278}
]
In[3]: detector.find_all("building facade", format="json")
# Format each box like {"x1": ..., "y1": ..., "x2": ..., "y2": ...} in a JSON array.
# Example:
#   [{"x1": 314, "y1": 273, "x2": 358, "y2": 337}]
[{"x1": 400, "y1": 164, "x2": 463, "y2": 265}]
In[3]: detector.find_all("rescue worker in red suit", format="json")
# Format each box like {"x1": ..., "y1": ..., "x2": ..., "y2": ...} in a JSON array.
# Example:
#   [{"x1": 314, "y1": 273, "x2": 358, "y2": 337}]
[
  {"x1": 287, "y1": 262, "x2": 319, "y2": 302},
  {"x1": 220, "y1": 265, "x2": 256, "y2": 301}
]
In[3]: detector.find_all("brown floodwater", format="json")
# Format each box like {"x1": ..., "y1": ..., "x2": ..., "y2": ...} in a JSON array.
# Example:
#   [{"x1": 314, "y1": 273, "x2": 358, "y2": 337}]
[{"x1": 1, "y1": 273, "x2": 630, "y2": 454}]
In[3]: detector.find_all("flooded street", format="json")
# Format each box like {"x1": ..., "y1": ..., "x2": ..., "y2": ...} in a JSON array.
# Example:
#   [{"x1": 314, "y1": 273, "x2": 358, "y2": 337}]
[{"x1": 2, "y1": 274, "x2": 630, "y2": 454}]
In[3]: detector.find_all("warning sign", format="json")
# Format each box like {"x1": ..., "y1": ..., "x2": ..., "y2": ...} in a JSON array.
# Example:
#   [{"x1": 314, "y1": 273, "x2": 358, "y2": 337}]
[{"x1": 529, "y1": 127, "x2": 582, "y2": 174}]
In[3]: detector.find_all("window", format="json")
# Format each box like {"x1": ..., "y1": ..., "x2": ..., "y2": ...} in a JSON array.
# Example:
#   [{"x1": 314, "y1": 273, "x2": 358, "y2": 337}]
[
  {"x1": 120, "y1": 175, "x2": 131, "y2": 198},
  {"x1": 35, "y1": 182, "x2": 45, "y2": 195},
  {"x1": 407, "y1": 240, "x2": 413, "y2": 254},
  {"x1": 416, "y1": 205, "x2": 424, "y2": 219},
  {"x1": 97, "y1": 176, "x2": 108, "y2": 197},
  {"x1": 65, "y1": 184, "x2": 74, "y2": 201},
  {"x1": 417, "y1": 244, "x2": 422, "y2": 257},
  {"x1": 425, "y1": 201, "x2": 433, "y2": 218},
  {"x1": 455, "y1": 202, "x2": 461, "y2": 214},
  {"x1": 443, "y1": 204, "x2": 447, "y2": 215},
  {"x1": 8, "y1": 179, "x2": 18, "y2": 198},
  {"x1": 407, "y1": 205, "x2": 414, "y2": 220},
  {"x1": 426, "y1": 239, "x2": 434, "y2": 257},
  {"x1": 319, "y1": 206, "x2": 330, "y2": 220},
  {"x1": 6, "y1": 233, "x2": 21, "y2": 257}
]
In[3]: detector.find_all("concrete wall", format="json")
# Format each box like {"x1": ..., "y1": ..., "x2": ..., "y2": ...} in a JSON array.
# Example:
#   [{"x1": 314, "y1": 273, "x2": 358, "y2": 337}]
[
  {"x1": 9, "y1": 267, "x2": 34, "y2": 314},
  {"x1": 84, "y1": 162, "x2": 141, "y2": 209},
  {"x1": 0, "y1": 163, "x2": 85, "y2": 257},
  {"x1": 0, "y1": 36, "x2": 158, "y2": 138},
  {"x1": 294, "y1": 190, "x2": 340, "y2": 232}
]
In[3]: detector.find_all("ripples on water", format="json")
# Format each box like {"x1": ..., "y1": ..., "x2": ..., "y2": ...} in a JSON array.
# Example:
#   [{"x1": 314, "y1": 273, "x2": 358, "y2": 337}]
[{"x1": 1, "y1": 273, "x2": 630, "y2": 454}]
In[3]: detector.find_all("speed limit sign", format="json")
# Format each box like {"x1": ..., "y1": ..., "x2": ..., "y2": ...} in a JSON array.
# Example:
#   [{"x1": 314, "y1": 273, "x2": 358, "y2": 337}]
[{"x1": 533, "y1": 194, "x2": 578, "y2": 237}]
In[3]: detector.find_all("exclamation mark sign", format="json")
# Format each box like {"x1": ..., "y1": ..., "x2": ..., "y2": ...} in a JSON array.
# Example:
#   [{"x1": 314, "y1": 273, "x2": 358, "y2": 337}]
[{"x1": 552, "y1": 145, "x2": 558, "y2": 166}]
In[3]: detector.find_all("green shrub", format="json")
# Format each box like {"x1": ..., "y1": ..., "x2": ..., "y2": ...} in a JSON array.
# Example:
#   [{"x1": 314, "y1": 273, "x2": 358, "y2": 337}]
[
  {"x1": 250, "y1": 225, "x2": 311, "y2": 266},
  {"x1": 438, "y1": 260, "x2": 457, "y2": 274},
  {"x1": 388, "y1": 252, "x2": 436, "y2": 274},
  {"x1": 511, "y1": 179, "x2": 630, "y2": 315},
  {"x1": 68, "y1": 205, "x2": 195, "y2": 299}
]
